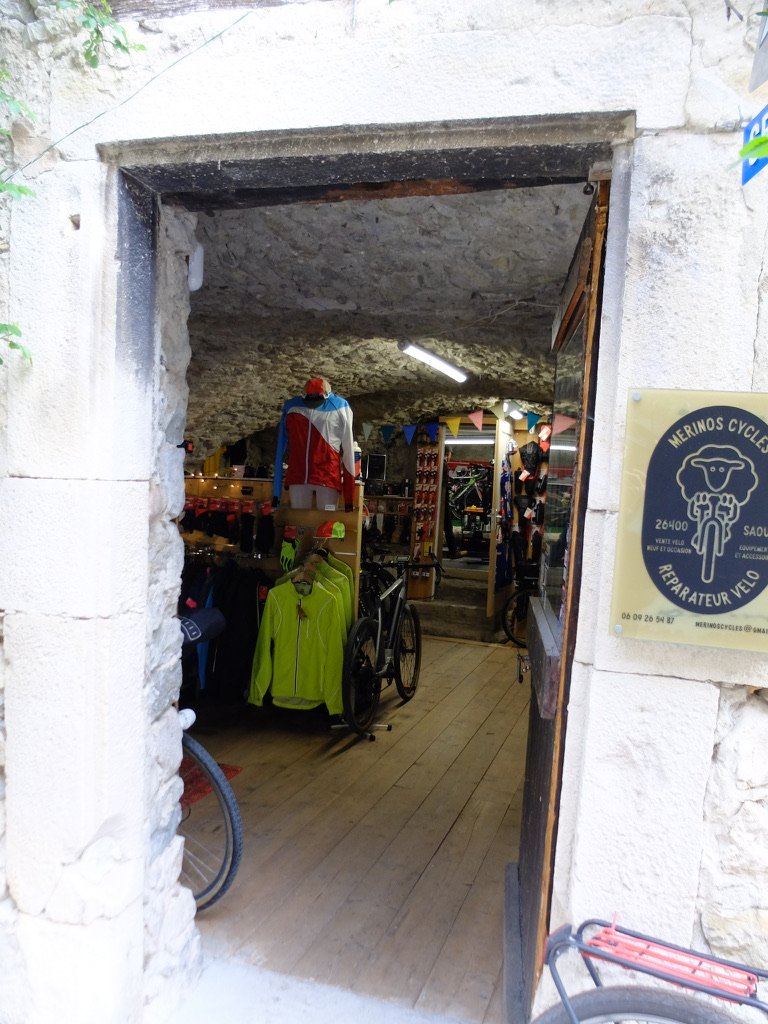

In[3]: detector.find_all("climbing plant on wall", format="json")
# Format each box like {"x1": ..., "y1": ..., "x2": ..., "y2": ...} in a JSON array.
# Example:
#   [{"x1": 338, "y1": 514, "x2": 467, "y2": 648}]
[{"x1": 0, "y1": 1, "x2": 143, "y2": 364}]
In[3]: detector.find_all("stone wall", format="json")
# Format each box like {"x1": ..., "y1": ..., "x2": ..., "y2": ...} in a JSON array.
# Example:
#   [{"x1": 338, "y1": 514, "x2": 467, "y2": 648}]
[
  {"x1": 698, "y1": 687, "x2": 768, "y2": 965},
  {"x1": 141, "y1": 208, "x2": 201, "y2": 1020},
  {"x1": 0, "y1": 1, "x2": 767, "y2": 1020}
]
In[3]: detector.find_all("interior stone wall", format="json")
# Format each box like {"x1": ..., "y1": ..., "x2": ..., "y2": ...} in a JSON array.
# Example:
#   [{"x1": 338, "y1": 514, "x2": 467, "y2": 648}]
[{"x1": 141, "y1": 207, "x2": 201, "y2": 1021}]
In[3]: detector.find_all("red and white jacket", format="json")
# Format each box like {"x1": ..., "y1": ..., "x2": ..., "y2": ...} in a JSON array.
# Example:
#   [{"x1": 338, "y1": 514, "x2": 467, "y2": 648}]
[{"x1": 273, "y1": 393, "x2": 355, "y2": 507}]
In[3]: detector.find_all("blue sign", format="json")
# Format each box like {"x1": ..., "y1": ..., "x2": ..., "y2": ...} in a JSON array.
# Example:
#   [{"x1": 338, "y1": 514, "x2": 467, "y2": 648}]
[
  {"x1": 742, "y1": 103, "x2": 768, "y2": 184},
  {"x1": 642, "y1": 406, "x2": 768, "y2": 614}
]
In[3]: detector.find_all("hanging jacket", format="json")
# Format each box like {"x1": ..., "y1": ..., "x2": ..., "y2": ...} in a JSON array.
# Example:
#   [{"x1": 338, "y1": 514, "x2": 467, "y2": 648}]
[
  {"x1": 273, "y1": 393, "x2": 355, "y2": 507},
  {"x1": 249, "y1": 578, "x2": 344, "y2": 715},
  {"x1": 275, "y1": 562, "x2": 350, "y2": 639},
  {"x1": 327, "y1": 554, "x2": 355, "y2": 620},
  {"x1": 316, "y1": 560, "x2": 353, "y2": 631}
]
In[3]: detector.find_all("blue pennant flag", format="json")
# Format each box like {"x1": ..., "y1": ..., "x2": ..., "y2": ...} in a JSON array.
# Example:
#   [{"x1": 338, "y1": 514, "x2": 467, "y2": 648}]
[
  {"x1": 424, "y1": 422, "x2": 439, "y2": 443},
  {"x1": 380, "y1": 425, "x2": 395, "y2": 445},
  {"x1": 403, "y1": 425, "x2": 417, "y2": 445}
]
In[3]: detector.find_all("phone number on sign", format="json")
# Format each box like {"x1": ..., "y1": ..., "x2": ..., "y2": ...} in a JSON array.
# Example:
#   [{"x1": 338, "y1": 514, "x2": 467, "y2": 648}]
[{"x1": 620, "y1": 613, "x2": 674, "y2": 624}]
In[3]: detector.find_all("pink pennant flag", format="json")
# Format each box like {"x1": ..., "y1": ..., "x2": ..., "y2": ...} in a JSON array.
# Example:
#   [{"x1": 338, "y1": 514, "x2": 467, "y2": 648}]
[
  {"x1": 468, "y1": 409, "x2": 485, "y2": 431},
  {"x1": 552, "y1": 413, "x2": 578, "y2": 436}
]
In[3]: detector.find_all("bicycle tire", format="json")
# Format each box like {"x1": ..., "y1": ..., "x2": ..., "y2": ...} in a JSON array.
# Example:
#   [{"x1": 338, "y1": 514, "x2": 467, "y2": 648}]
[
  {"x1": 342, "y1": 616, "x2": 381, "y2": 735},
  {"x1": 501, "y1": 588, "x2": 531, "y2": 647},
  {"x1": 179, "y1": 732, "x2": 244, "y2": 912},
  {"x1": 394, "y1": 601, "x2": 422, "y2": 701},
  {"x1": 533, "y1": 985, "x2": 742, "y2": 1024}
]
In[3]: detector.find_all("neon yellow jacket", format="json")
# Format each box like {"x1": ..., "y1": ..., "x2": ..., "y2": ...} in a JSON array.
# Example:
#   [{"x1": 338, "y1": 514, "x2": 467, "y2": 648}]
[{"x1": 249, "y1": 578, "x2": 344, "y2": 715}]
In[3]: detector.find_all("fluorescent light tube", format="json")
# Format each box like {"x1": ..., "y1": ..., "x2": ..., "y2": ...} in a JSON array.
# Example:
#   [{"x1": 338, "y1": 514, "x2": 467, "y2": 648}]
[
  {"x1": 448, "y1": 436, "x2": 496, "y2": 445},
  {"x1": 400, "y1": 343, "x2": 468, "y2": 383}
]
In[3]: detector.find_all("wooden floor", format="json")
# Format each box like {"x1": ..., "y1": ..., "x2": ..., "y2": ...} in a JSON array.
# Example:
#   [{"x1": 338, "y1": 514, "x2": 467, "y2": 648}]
[{"x1": 191, "y1": 636, "x2": 530, "y2": 1024}]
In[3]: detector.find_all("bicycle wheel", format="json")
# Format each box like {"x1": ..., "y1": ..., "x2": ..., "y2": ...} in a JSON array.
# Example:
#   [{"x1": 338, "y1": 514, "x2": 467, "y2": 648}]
[
  {"x1": 342, "y1": 616, "x2": 381, "y2": 735},
  {"x1": 179, "y1": 732, "x2": 244, "y2": 912},
  {"x1": 501, "y1": 589, "x2": 530, "y2": 647},
  {"x1": 533, "y1": 985, "x2": 741, "y2": 1024},
  {"x1": 394, "y1": 601, "x2": 422, "y2": 701}
]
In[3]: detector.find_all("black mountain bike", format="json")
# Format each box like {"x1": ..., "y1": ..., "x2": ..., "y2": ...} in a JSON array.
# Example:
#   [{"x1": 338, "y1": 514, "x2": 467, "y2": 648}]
[
  {"x1": 535, "y1": 918, "x2": 768, "y2": 1024},
  {"x1": 500, "y1": 561, "x2": 540, "y2": 647},
  {"x1": 343, "y1": 560, "x2": 422, "y2": 740},
  {"x1": 358, "y1": 552, "x2": 443, "y2": 620},
  {"x1": 178, "y1": 612, "x2": 244, "y2": 911}
]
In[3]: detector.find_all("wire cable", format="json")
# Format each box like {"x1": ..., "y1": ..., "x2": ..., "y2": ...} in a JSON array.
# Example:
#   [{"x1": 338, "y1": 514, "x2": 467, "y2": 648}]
[{"x1": 4, "y1": 9, "x2": 254, "y2": 183}]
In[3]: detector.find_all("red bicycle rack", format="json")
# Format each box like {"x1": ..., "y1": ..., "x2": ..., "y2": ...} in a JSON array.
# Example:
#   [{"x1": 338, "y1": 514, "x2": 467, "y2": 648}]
[{"x1": 545, "y1": 918, "x2": 768, "y2": 1024}]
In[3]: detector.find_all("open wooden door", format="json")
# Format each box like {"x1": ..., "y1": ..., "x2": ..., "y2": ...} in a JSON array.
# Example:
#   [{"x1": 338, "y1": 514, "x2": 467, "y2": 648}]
[{"x1": 516, "y1": 180, "x2": 610, "y2": 1016}]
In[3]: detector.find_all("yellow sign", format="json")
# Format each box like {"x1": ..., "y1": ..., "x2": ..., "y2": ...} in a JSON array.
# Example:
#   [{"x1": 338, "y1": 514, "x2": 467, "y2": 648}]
[{"x1": 611, "y1": 389, "x2": 768, "y2": 651}]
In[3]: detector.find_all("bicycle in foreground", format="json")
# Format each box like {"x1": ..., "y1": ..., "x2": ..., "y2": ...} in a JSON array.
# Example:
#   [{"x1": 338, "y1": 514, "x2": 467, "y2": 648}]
[
  {"x1": 177, "y1": 611, "x2": 244, "y2": 911},
  {"x1": 535, "y1": 918, "x2": 768, "y2": 1024},
  {"x1": 500, "y1": 562, "x2": 539, "y2": 647},
  {"x1": 343, "y1": 557, "x2": 423, "y2": 740}
]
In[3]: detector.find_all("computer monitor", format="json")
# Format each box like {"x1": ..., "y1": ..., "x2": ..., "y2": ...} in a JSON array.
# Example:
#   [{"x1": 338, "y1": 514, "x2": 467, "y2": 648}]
[{"x1": 363, "y1": 453, "x2": 387, "y2": 481}]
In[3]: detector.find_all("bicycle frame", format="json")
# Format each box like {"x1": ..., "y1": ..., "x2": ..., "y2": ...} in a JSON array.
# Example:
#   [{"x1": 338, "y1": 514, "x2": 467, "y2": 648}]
[
  {"x1": 545, "y1": 919, "x2": 768, "y2": 1024},
  {"x1": 371, "y1": 572, "x2": 408, "y2": 676},
  {"x1": 449, "y1": 467, "x2": 492, "y2": 513}
]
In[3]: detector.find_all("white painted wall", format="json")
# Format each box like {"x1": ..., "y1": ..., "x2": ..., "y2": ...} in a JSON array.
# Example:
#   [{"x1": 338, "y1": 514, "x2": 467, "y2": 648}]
[{"x1": 1, "y1": 1, "x2": 767, "y2": 1020}]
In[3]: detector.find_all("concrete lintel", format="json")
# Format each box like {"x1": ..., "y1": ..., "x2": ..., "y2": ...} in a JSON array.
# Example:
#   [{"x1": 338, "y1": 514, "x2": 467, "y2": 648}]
[{"x1": 98, "y1": 112, "x2": 636, "y2": 200}]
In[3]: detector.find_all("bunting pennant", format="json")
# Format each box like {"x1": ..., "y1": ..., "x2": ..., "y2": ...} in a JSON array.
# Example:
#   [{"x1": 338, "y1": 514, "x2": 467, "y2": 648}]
[
  {"x1": 424, "y1": 422, "x2": 439, "y2": 443},
  {"x1": 380, "y1": 425, "x2": 395, "y2": 445},
  {"x1": 362, "y1": 421, "x2": 373, "y2": 440},
  {"x1": 403, "y1": 425, "x2": 417, "y2": 445},
  {"x1": 468, "y1": 409, "x2": 485, "y2": 431},
  {"x1": 527, "y1": 412, "x2": 542, "y2": 433},
  {"x1": 552, "y1": 413, "x2": 578, "y2": 436},
  {"x1": 489, "y1": 401, "x2": 505, "y2": 420},
  {"x1": 445, "y1": 416, "x2": 462, "y2": 438}
]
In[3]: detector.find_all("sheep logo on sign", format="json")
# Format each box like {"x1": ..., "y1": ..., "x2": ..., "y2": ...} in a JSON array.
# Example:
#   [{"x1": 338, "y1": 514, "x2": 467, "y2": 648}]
[
  {"x1": 641, "y1": 405, "x2": 768, "y2": 614},
  {"x1": 676, "y1": 445, "x2": 758, "y2": 584}
]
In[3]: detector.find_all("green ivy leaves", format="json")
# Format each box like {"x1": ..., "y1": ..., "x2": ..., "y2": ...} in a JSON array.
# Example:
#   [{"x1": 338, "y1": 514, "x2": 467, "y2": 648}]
[
  {"x1": 57, "y1": 0, "x2": 145, "y2": 67},
  {"x1": 0, "y1": 324, "x2": 32, "y2": 365}
]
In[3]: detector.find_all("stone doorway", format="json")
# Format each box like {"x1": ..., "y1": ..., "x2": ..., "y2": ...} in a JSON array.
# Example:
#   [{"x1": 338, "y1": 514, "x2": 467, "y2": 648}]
[{"x1": 108, "y1": 111, "x2": 632, "y2": 1015}]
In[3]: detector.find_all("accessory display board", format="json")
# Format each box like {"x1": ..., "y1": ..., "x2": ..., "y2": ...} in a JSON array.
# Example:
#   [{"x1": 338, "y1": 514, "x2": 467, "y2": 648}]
[
  {"x1": 183, "y1": 475, "x2": 364, "y2": 612},
  {"x1": 407, "y1": 435, "x2": 443, "y2": 599}
]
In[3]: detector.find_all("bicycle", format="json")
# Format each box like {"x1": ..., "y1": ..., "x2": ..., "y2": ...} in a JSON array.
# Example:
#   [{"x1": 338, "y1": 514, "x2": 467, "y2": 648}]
[
  {"x1": 446, "y1": 462, "x2": 493, "y2": 522},
  {"x1": 535, "y1": 917, "x2": 768, "y2": 1024},
  {"x1": 342, "y1": 559, "x2": 423, "y2": 740},
  {"x1": 177, "y1": 611, "x2": 244, "y2": 911},
  {"x1": 500, "y1": 561, "x2": 540, "y2": 647}
]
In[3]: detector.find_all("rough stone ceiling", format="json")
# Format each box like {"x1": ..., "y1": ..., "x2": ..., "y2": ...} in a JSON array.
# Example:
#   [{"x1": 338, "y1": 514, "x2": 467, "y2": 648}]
[{"x1": 185, "y1": 181, "x2": 593, "y2": 454}]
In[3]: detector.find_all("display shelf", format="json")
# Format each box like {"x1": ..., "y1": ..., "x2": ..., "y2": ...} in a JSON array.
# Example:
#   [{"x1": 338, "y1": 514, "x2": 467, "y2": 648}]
[
  {"x1": 182, "y1": 477, "x2": 365, "y2": 611},
  {"x1": 407, "y1": 435, "x2": 444, "y2": 600},
  {"x1": 275, "y1": 485, "x2": 364, "y2": 612}
]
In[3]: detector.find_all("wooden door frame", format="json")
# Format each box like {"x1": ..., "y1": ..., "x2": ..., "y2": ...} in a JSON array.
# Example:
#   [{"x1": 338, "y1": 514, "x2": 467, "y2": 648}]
[{"x1": 518, "y1": 180, "x2": 610, "y2": 1015}]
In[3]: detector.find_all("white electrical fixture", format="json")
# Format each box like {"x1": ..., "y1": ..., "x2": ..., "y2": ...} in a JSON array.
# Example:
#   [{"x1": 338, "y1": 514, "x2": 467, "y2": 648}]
[
  {"x1": 503, "y1": 400, "x2": 524, "y2": 420},
  {"x1": 188, "y1": 242, "x2": 205, "y2": 291},
  {"x1": 399, "y1": 341, "x2": 468, "y2": 383},
  {"x1": 449, "y1": 435, "x2": 496, "y2": 446}
]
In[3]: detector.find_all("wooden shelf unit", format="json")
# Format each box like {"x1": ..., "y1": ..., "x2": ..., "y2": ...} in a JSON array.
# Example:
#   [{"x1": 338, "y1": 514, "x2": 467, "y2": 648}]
[{"x1": 183, "y1": 476, "x2": 364, "y2": 611}]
